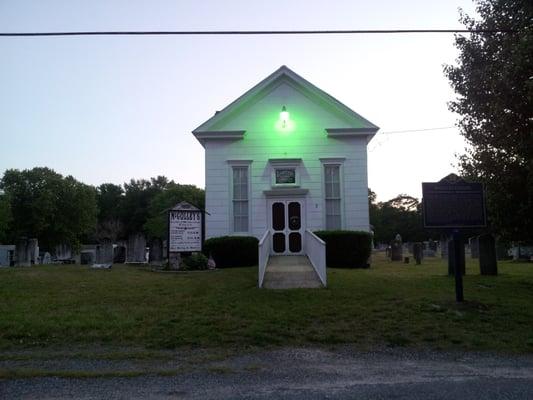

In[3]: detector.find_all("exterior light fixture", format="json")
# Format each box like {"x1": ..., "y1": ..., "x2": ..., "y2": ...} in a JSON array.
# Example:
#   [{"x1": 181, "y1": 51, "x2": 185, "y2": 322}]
[{"x1": 280, "y1": 106, "x2": 289, "y2": 128}]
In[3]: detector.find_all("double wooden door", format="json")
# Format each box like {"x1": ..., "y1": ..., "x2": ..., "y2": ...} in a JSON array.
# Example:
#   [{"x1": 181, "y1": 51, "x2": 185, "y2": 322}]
[{"x1": 268, "y1": 199, "x2": 304, "y2": 255}]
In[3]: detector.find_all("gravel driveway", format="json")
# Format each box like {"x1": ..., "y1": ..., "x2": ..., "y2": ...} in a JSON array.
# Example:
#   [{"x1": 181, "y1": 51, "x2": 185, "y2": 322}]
[{"x1": 2, "y1": 347, "x2": 533, "y2": 399}]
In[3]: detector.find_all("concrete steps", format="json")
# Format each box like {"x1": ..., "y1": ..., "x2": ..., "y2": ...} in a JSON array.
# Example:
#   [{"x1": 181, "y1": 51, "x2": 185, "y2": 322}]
[{"x1": 262, "y1": 255, "x2": 323, "y2": 289}]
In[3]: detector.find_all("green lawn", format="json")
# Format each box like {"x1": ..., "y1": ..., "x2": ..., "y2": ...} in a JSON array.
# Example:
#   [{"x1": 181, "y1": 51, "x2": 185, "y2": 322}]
[{"x1": 1, "y1": 253, "x2": 532, "y2": 353}]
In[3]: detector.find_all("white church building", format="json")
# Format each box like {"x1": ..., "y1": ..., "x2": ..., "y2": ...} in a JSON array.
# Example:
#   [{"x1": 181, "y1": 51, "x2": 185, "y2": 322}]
[{"x1": 192, "y1": 66, "x2": 378, "y2": 259}]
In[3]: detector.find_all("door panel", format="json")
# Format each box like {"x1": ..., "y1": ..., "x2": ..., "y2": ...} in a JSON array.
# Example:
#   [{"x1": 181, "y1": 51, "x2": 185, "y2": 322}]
[
  {"x1": 269, "y1": 199, "x2": 304, "y2": 255},
  {"x1": 272, "y1": 202, "x2": 285, "y2": 230},
  {"x1": 288, "y1": 202, "x2": 301, "y2": 230},
  {"x1": 273, "y1": 232, "x2": 285, "y2": 253},
  {"x1": 289, "y1": 232, "x2": 302, "y2": 253}
]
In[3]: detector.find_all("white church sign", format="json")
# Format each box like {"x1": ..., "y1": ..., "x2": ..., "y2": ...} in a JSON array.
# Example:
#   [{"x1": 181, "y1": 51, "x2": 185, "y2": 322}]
[{"x1": 168, "y1": 202, "x2": 203, "y2": 252}]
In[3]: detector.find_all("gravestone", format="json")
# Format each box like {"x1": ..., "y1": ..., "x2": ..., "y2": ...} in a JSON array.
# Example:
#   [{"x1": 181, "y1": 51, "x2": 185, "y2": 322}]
[
  {"x1": 0, "y1": 245, "x2": 15, "y2": 266},
  {"x1": 149, "y1": 238, "x2": 163, "y2": 266},
  {"x1": 423, "y1": 240, "x2": 437, "y2": 257},
  {"x1": 423, "y1": 248, "x2": 436, "y2": 257},
  {"x1": 469, "y1": 236, "x2": 479, "y2": 259},
  {"x1": 40, "y1": 252, "x2": 51, "y2": 264},
  {"x1": 508, "y1": 245, "x2": 533, "y2": 261},
  {"x1": 55, "y1": 243, "x2": 72, "y2": 262},
  {"x1": 413, "y1": 242, "x2": 423, "y2": 265},
  {"x1": 126, "y1": 233, "x2": 147, "y2": 263},
  {"x1": 15, "y1": 238, "x2": 31, "y2": 267},
  {"x1": 169, "y1": 252, "x2": 181, "y2": 270},
  {"x1": 479, "y1": 234, "x2": 498, "y2": 275},
  {"x1": 496, "y1": 241, "x2": 510, "y2": 260},
  {"x1": 79, "y1": 245, "x2": 96, "y2": 265},
  {"x1": 28, "y1": 238, "x2": 39, "y2": 265},
  {"x1": 162, "y1": 239, "x2": 167, "y2": 259},
  {"x1": 80, "y1": 250, "x2": 95, "y2": 265},
  {"x1": 390, "y1": 234, "x2": 403, "y2": 261},
  {"x1": 91, "y1": 263, "x2": 112, "y2": 269},
  {"x1": 0, "y1": 248, "x2": 8, "y2": 267},
  {"x1": 440, "y1": 238, "x2": 448, "y2": 259},
  {"x1": 207, "y1": 254, "x2": 216, "y2": 269},
  {"x1": 464, "y1": 243, "x2": 471, "y2": 257},
  {"x1": 95, "y1": 239, "x2": 114, "y2": 264},
  {"x1": 448, "y1": 238, "x2": 465, "y2": 276},
  {"x1": 113, "y1": 245, "x2": 126, "y2": 263}
]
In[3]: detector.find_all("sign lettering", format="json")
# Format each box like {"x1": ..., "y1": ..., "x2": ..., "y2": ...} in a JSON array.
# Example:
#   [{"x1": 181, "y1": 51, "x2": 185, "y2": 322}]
[
  {"x1": 422, "y1": 181, "x2": 486, "y2": 228},
  {"x1": 168, "y1": 209, "x2": 202, "y2": 252}
]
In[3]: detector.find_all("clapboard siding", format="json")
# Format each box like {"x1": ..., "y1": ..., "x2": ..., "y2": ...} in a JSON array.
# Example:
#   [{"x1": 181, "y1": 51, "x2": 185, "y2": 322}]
[{"x1": 200, "y1": 77, "x2": 374, "y2": 240}]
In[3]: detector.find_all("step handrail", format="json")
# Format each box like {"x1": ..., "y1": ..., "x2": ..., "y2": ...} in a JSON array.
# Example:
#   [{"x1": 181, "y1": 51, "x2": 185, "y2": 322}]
[
  {"x1": 258, "y1": 230, "x2": 270, "y2": 288},
  {"x1": 305, "y1": 229, "x2": 327, "y2": 287}
]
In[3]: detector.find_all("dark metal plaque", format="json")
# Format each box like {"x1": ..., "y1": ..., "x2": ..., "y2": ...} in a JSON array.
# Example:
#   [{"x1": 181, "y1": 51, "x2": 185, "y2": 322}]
[{"x1": 422, "y1": 178, "x2": 486, "y2": 229}]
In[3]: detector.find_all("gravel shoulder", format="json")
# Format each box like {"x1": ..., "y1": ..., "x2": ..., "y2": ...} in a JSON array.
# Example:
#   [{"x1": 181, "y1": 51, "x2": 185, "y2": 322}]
[{"x1": 1, "y1": 346, "x2": 533, "y2": 399}]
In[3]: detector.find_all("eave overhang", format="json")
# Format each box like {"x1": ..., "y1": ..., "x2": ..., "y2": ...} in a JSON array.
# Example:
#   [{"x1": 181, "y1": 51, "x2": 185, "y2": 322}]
[
  {"x1": 192, "y1": 130, "x2": 245, "y2": 147},
  {"x1": 326, "y1": 127, "x2": 379, "y2": 143}
]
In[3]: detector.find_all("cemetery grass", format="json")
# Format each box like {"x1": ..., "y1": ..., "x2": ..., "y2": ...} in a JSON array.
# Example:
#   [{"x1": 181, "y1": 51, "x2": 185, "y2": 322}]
[{"x1": 1, "y1": 253, "x2": 533, "y2": 355}]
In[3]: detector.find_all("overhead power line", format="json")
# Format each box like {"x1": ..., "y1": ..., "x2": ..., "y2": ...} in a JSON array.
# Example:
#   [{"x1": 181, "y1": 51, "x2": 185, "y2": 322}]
[
  {"x1": 368, "y1": 126, "x2": 458, "y2": 152},
  {"x1": 0, "y1": 29, "x2": 515, "y2": 37}
]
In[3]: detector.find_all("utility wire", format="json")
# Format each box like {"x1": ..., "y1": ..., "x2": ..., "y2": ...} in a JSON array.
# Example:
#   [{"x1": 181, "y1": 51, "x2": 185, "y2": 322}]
[
  {"x1": 368, "y1": 126, "x2": 458, "y2": 152},
  {"x1": 0, "y1": 29, "x2": 515, "y2": 37}
]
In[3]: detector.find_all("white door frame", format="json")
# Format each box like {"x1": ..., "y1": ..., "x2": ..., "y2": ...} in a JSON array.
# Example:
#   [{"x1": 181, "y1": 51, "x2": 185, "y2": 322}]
[{"x1": 267, "y1": 198, "x2": 305, "y2": 256}]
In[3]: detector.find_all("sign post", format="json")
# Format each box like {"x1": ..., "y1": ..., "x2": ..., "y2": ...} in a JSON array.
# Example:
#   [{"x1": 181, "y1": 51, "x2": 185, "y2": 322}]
[
  {"x1": 422, "y1": 174, "x2": 486, "y2": 302},
  {"x1": 452, "y1": 230, "x2": 464, "y2": 302},
  {"x1": 167, "y1": 201, "x2": 204, "y2": 269}
]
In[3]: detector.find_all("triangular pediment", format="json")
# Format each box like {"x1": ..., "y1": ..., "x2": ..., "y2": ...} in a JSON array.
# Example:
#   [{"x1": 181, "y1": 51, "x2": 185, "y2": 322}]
[{"x1": 192, "y1": 65, "x2": 379, "y2": 141}]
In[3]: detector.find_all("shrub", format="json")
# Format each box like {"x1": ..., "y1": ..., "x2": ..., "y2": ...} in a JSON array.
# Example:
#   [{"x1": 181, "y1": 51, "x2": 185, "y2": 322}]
[
  {"x1": 181, "y1": 252, "x2": 208, "y2": 271},
  {"x1": 314, "y1": 230, "x2": 372, "y2": 268},
  {"x1": 203, "y1": 236, "x2": 258, "y2": 268}
]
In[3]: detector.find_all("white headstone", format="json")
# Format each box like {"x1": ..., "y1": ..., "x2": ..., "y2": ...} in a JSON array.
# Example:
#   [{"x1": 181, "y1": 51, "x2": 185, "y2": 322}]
[
  {"x1": 126, "y1": 233, "x2": 146, "y2": 263},
  {"x1": 41, "y1": 252, "x2": 52, "y2": 264}
]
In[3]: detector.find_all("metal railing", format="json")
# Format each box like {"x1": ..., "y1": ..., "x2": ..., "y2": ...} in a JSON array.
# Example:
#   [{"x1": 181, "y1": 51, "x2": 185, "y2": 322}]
[
  {"x1": 305, "y1": 229, "x2": 327, "y2": 287},
  {"x1": 258, "y1": 230, "x2": 270, "y2": 288}
]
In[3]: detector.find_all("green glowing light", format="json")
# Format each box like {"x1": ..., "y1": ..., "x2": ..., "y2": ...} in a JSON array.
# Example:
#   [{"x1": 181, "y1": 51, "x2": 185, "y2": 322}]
[
  {"x1": 275, "y1": 105, "x2": 295, "y2": 132},
  {"x1": 280, "y1": 106, "x2": 290, "y2": 128}
]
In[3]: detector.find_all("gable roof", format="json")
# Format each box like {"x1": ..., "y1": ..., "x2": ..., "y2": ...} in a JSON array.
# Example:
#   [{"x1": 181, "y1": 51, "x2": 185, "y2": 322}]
[{"x1": 192, "y1": 65, "x2": 379, "y2": 141}]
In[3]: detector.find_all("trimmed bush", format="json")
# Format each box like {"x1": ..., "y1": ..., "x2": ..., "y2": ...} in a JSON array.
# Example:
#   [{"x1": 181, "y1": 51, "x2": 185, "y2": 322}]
[
  {"x1": 181, "y1": 252, "x2": 208, "y2": 271},
  {"x1": 203, "y1": 236, "x2": 258, "y2": 268},
  {"x1": 314, "y1": 230, "x2": 372, "y2": 268}
]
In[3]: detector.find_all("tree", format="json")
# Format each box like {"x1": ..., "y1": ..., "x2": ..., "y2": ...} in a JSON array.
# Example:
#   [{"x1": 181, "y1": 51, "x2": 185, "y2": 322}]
[
  {"x1": 369, "y1": 190, "x2": 428, "y2": 244},
  {"x1": 95, "y1": 183, "x2": 124, "y2": 241},
  {"x1": 0, "y1": 193, "x2": 12, "y2": 243},
  {"x1": 386, "y1": 194, "x2": 419, "y2": 212},
  {"x1": 96, "y1": 183, "x2": 124, "y2": 222},
  {"x1": 445, "y1": 0, "x2": 533, "y2": 240},
  {"x1": 55, "y1": 176, "x2": 98, "y2": 249},
  {"x1": 0, "y1": 168, "x2": 97, "y2": 249},
  {"x1": 144, "y1": 183, "x2": 205, "y2": 239},
  {"x1": 120, "y1": 176, "x2": 171, "y2": 236},
  {"x1": 368, "y1": 188, "x2": 379, "y2": 233}
]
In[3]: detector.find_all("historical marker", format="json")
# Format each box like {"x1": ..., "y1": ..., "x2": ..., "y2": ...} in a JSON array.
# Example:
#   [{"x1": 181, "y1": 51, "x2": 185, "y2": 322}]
[
  {"x1": 422, "y1": 174, "x2": 486, "y2": 229},
  {"x1": 422, "y1": 174, "x2": 487, "y2": 302}
]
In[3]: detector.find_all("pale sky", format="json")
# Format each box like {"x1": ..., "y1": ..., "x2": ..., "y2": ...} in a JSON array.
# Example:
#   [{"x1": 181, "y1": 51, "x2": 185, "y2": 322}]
[{"x1": 0, "y1": 0, "x2": 477, "y2": 202}]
